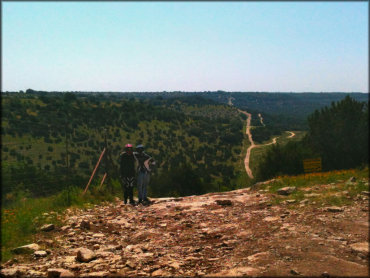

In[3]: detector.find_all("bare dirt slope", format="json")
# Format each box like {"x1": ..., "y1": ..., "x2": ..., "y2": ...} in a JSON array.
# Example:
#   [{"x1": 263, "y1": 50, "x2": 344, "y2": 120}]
[{"x1": 1, "y1": 182, "x2": 369, "y2": 277}]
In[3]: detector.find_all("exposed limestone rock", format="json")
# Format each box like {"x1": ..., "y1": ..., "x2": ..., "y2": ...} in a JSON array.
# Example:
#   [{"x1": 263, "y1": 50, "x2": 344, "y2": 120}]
[
  {"x1": 28, "y1": 269, "x2": 44, "y2": 277},
  {"x1": 263, "y1": 216, "x2": 280, "y2": 222},
  {"x1": 169, "y1": 261, "x2": 182, "y2": 269},
  {"x1": 12, "y1": 243, "x2": 40, "y2": 254},
  {"x1": 215, "y1": 200, "x2": 233, "y2": 206},
  {"x1": 76, "y1": 248, "x2": 96, "y2": 263},
  {"x1": 63, "y1": 256, "x2": 76, "y2": 264},
  {"x1": 151, "y1": 269, "x2": 170, "y2": 276},
  {"x1": 92, "y1": 233, "x2": 105, "y2": 238},
  {"x1": 350, "y1": 242, "x2": 369, "y2": 255},
  {"x1": 41, "y1": 224, "x2": 55, "y2": 232},
  {"x1": 277, "y1": 186, "x2": 296, "y2": 195},
  {"x1": 125, "y1": 260, "x2": 136, "y2": 269},
  {"x1": 348, "y1": 177, "x2": 357, "y2": 183},
  {"x1": 34, "y1": 250, "x2": 48, "y2": 257},
  {"x1": 251, "y1": 179, "x2": 277, "y2": 190},
  {"x1": 47, "y1": 268, "x2": 75, "y2": 278},
  {"x1": 0, "y1": 268, "x2": 21, "y2": 277},
  {"x1": 327, "y1": 206, "x2": 344, "y2": 212},
  {"x1": 304, "y1": 193, "x2": 320, "y2": 198},
  {"x1": 80, "y1": 271, "x2": 109, "y2": 277},
  {"x1": 3, "y1": 185, "x2": 369, "y2": 277},
  {"x1": 247, "y1": 251, "x2": 270, "y2": 262},
  {"x1": 290, "y1": 269, "x2": 301, "y2": 275},
  {"x1": 211, "y1": 266, "x2": 260, "y2": 276},
  {"x1": 80, "y1": 220, "x2": 91, "y2": 230}
]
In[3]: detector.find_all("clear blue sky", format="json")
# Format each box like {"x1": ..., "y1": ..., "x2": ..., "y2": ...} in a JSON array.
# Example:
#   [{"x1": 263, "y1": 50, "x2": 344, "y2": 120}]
[{"x1": 2, "y1": 1, "x2": 368, "y2": 92}]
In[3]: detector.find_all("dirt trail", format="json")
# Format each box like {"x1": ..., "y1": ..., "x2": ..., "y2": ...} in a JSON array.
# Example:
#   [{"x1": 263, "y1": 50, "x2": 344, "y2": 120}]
[
  {"x1": 238, "y1": 110, "x2": 255, "y2": 179},
  {"x1": 238, "y1": 110, "x2": 297, "y2": 179},
  {"x1": 238, "y1": 110, "x2": 279, "y2": 179}
]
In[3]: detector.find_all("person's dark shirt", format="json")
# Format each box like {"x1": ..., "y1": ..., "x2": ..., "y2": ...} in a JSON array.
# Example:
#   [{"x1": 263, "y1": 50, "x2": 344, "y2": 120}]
[
  {"x1": 134, "y1": 151, "x2": 153, "y2": 173},
  {"x1": 119, "y1": 151, "x2": 136, "y2": 177}
]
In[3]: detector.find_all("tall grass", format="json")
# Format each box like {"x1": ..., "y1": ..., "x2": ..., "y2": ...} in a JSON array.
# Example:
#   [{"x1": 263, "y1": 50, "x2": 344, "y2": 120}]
[{"x1": 1, "y1": 180, "x2": 122, "y2": 262}]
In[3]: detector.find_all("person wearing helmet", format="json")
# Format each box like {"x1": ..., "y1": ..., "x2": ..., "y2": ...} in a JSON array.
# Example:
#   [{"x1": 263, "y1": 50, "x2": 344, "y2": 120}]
[
  {"x1": 119, "y1": 143, "x2": 136, "y2": 205},
  {"x1": 134, "y1": 144, "x2": 155, "y2": 205}
]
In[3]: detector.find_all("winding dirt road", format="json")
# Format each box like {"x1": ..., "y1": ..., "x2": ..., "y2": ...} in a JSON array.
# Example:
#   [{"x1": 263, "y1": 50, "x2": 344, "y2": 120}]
[
  {"x1": 238, "y1": 111, "x2": 290, "y2": 179},
  {"x1": 238, "y1": 109, "x2": 255, "y2": 179}
]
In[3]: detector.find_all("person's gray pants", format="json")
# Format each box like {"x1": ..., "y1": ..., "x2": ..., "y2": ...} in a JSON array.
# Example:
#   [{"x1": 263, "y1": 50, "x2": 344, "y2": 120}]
[{"x1": 137, "y1": 171, "x2": 150, "y2": 201}]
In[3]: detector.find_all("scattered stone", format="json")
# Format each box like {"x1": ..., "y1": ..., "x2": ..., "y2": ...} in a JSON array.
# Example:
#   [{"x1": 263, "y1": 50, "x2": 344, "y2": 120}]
[
  {"x1": 290, "y1": 269, "x2": 301, "y2": 275},
  {"x1": 151, "y1": 269, "x2": 169, "y2": 276},
  {"x1": 63, "y1": 256, "x2": 76, "y2": 264},
  {"x1": 115, "y1": 244, "x2": 123, "y2": 250},
  {"x1": 92, "y1": 233, "x2": 105, "y2": 238},
  {"x1": 80, "y1": 271, "x2": 109, "y2": 277},
  {"x1": 126, "y1": 260, "x2": 136, "y2": 269},
  {"x1": 61, "y1": 225, "x2": 70, "y2": 232},
  {"x1": 215, "y1": 200, "x2": 233, "y2": 206},
  {"x1": 321, "y1": 271, "x2": 330, "y2": 277},
  {"x1": 304, "y1": 193, "x2": 320, "y2": 198},
  {"x1": 80, "y1": 220, "x2": 91, "y2": 230},
  {"x1": 47, "y1": 268, "x2": 75, "y2": 278},
  {"x1": 29, "y1": 270, "x2": 44, "y2": 277},
  {"x1": 2, "y1": 258, "x2": 18, "y2": 267},
  {"x1": 263, "y1": 216, "x2": 280, "y2": 222},
  {"x1": 211, "y1": 266, "x2": 260, "y2": 276},
  {"x1": 350, "y1": 242, "x2": 369, "y2": 256},
  {"x1": 68, "y1": 264, "x2": 81, "y2": 271},
  {"x1": 169, "y1": 261, "x2": 181, "y2": 269},
  {"x1": 41, "y1": 224, "x2": 55, "y2": 232},
  {"x1": 247, "y1": 251, "x2": 270, "y2": 262},
  {"x1": 286, "y1": 199, "x2": 297, "y2": 204},
  {"x1": 277, "y1": 187, "x2": 296, "y2": 195},
  {"x1": 0, "y1": 268, "x2": 21, "y2": 277},
  {"x1": 348, "y1": 177, "x2": 357, "y2": 183},
  {"x1": 34, "y1": 250, "x2": 48, "y2": 257},
  {"x1": 12, "y1": 243, "x2": 40, "y2": 254},
  {"x1": 251, "y1": 179, "x2": 276, "y2": 190},
  {"x1": 76, "y1": 248, "x2": 96, "y2": 263},
  {"x1": 326, "y1": 206, "x2": 344, "y2": 212}
]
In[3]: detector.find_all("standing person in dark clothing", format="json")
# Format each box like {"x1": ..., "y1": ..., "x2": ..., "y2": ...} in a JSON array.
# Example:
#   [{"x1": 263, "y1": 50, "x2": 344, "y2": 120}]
[
  {"x1": 134, "y1": 144, "x2": 155, "y2": 205},
  {"x1": 119, "y1": 144, "x2": 136, "y2": 205}
]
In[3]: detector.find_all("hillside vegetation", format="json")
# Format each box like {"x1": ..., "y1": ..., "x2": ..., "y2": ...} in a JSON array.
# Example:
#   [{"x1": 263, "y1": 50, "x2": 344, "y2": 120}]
[
  {"x1": 1, "y1": 92, "x2": 245, "y2": 202},
  {"x1": 255, "y1": 96, "x2": 368, "y2": 181}
]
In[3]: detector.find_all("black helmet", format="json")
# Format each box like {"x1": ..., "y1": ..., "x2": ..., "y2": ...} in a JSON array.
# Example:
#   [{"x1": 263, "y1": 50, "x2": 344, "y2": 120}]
[{"x1": 136, "y1": 144, "x2": 144, "y2": 149}]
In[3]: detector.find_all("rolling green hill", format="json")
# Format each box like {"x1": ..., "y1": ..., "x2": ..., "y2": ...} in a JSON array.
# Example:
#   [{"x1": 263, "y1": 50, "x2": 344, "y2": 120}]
[{"x1": 1, "y1": 92, "x2": 245, "y2": 200}]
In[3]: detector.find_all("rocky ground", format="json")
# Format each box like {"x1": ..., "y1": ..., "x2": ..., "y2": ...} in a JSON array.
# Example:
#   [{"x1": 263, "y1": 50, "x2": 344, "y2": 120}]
[{"x1": 1, "y1": 181, "x2": 369, "y2": 277}]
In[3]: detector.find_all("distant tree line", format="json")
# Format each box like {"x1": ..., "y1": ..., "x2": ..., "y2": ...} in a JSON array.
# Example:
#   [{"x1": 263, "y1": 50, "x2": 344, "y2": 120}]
[{"x1": 256, "y1": 96, "x2": 369, "y2": 180}]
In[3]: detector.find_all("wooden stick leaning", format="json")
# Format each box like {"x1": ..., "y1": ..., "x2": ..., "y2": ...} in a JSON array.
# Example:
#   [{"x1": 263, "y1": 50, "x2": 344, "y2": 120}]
[{"x1": 83, "y1": 148, "x2": 106, "y2": 195}]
